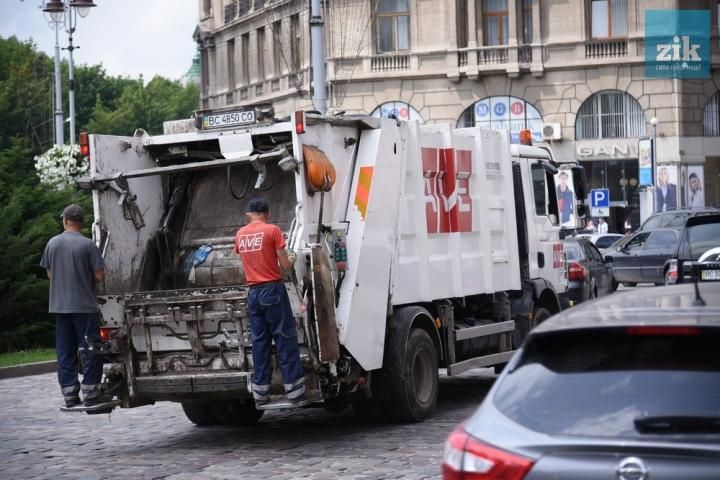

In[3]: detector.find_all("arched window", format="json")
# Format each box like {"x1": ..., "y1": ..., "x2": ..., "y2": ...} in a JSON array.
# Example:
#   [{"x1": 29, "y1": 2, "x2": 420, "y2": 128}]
[
  {"x1": 575, "y1": 90, "x2": 645, "y2": 139},
  {"x1": 457, "y1": 96, "x2": 543, "y2": 143},
  {"x1": 703, "y1": 91, "x2": 720, "y2": 136},
  {"x1": 371, "y1": 101, "x2": 423, "y2": 122}
]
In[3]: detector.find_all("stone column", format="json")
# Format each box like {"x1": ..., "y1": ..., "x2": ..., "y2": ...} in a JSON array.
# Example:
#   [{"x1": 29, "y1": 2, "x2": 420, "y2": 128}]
[
  {"x1": 467, "y1": 0, "x2": 479, "y2": 79},
  {"x1": 531, "y1": 0, "x2": 543, "y2": 76},
  {"x1": 507, "y1": 0, "x2": 519, "y2": 77}
]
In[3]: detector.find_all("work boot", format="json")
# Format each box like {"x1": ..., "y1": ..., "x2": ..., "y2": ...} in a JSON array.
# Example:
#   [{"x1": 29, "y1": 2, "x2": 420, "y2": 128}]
[
  {"x1": 82, "y1": 386, "x2": 113, "y2": 407},
  {"x1": 64, "y1": 396, "x2": 81, "y2": 408}
]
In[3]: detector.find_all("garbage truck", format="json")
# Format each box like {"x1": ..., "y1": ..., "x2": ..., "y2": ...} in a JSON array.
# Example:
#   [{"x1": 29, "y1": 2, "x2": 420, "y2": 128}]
[{"x1": 73, "y1": 108, "x2": 587, "y2": 423}]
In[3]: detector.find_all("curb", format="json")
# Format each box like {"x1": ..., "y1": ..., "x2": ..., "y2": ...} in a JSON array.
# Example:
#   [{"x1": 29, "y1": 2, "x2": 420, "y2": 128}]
[{"x1": 0, "y1": 361, "x2": 56, "y2": 380}]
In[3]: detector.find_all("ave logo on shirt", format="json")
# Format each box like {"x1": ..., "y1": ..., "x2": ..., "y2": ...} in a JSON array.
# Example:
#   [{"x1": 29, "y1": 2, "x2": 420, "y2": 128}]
[{"x1": 236, "y1": 232, "x2": 264, "y2": 252}]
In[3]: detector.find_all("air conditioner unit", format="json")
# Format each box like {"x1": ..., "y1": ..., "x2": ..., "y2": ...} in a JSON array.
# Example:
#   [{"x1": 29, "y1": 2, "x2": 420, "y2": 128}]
[{"x1": 542, "y1": 123, "x2": 562, "y2": 141}]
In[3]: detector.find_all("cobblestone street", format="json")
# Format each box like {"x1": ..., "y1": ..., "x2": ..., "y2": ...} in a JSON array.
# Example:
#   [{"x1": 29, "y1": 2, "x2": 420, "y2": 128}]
[{"x1": 0, "y1": 371, "x2": 494, "y2": 480}]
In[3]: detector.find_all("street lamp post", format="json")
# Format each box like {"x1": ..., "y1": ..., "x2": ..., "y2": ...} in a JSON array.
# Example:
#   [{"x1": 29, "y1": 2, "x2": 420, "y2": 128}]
[
  {"x1": 650, "y1": 117, "x2": 658, "y2": 213},
  {"x1": 42, "y1": 0, "x2": 96, "y2": 145}
]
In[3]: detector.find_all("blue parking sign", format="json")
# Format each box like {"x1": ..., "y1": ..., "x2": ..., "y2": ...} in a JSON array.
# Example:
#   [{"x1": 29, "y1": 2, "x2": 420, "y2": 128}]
[{"x1": 590, "y1": 189, "x2": 610, "y2": 208}]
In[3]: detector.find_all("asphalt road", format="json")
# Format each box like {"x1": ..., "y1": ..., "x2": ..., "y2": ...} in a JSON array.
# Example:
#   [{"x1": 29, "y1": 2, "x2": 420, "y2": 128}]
[{"x1": 0, "y1": 370, "x2": 495, "y2": 480}]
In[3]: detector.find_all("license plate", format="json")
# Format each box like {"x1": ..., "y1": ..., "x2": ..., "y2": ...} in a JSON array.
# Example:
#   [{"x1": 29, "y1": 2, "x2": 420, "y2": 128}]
[
  {"x1": 701, "y1": 269, "x2": 720, "y2": 281},
  {"x1": 201, "y1": 110, "x2": 256, "y2": 129}
]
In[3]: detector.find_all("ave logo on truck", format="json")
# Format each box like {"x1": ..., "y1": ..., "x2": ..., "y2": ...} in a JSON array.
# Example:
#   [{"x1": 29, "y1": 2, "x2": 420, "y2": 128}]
[{"x1": 422, "y1": 147, "x2": 472, "y2": 234}]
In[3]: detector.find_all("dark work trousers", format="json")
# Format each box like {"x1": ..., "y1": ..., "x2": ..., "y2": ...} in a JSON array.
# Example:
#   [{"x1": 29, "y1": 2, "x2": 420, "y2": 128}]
[
  {"x1": 55, "y1": 313, "x2": 103, "y2": 400},
  {"x1": 247, "y1": 282, "x2": 305, "y2": 402}
]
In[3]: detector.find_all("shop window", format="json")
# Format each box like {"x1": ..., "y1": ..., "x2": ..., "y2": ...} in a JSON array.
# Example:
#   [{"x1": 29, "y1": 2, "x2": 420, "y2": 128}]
[
  {"x1": 457, "y1": 96, "x2": 543, "y2": 143},
  {"x1": 483, "y1": 0, "x2": 509, "y2": 46},
  {"x1": 590, "y1": 0, "x2": 627, "y2": 38},
  {"x1": 376, "y1": 0, "x2": 410, "y2": 53},
  {"x1": 703, "y1": 91, "x2": 720, "y2": 136},
  {"x1": 575, "y1": 90, "x2": 645, "y2": 140}
]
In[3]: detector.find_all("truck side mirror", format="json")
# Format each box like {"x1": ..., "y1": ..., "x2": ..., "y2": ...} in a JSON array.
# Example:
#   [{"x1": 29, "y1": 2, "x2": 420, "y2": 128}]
[
  {"x1": 575, "y1": 203, "x2": 588, "y2": 220},
  {"x1": 571, "y1": 166, "x2": 588, "y2": 201}
]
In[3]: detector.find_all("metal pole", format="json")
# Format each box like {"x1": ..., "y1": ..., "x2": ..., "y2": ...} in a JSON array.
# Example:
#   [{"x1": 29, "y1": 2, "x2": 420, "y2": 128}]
[
  {"x1": 652, "y1": 122, "x2": 657, "y2": 212},
  {"x1": 66, "y1": 16, "x2": 77, "y2": 144},
  {"x1": 53, "y1": 23, "x2": 65, "y2": 145},
  {"x1": 310, "y1": 0, "x2": 327, "y2": 115}
]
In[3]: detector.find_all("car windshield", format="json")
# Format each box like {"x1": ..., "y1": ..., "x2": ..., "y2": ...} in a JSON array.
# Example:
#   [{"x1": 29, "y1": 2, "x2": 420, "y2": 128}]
[
  {"x1": 682, "y1": 223, "x2": 720, "y2": 259},
  {"x1": 564, "y1": 242, "x2": 582, "y2": 260},
  {"x1": 493, "y1": 328, "x2": 720, "y2": 438}
]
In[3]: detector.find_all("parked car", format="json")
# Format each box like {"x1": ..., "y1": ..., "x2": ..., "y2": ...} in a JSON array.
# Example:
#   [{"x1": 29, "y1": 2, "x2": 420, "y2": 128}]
[
  {"x1": 562, "y1": 237, "x2": 615, "y2": 304},
  {"x1": 603, "y1": 228, "x2": 679, "y2": 286},
  {"x1": 665, "y1": 214, "x2": 720, "y2": 284},
  {"x1": 442, "y1": 282, "x2": 720, "y2": 480},
  {"x1": 639, "y1": 207, "x2": 719, "y2": 231},
  {"x1": 574, "y1": 232, "x2": 625, "y2": 249}
]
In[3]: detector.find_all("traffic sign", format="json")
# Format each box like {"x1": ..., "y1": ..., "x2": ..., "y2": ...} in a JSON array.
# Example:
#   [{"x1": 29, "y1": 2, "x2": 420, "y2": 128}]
[
  {"x1": 590, "y1": 189, "x2": 610, "y2": 217},
  {"x1": 590, "y1": 189, "x2": 610, "y2": 208}
]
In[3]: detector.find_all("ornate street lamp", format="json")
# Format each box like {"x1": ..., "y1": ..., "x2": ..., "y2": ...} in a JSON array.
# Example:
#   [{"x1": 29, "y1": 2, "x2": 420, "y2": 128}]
[
  {"x1": 69, "y1": 0, "x2": 96, "y2": 18},
  {"x1": 42, "y1": 0, "x2": 97, "y2": 145}
]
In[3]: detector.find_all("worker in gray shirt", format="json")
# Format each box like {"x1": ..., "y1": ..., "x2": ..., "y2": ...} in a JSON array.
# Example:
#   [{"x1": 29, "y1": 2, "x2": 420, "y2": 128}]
[{"x1": 40, "y1": 204, "x2": 107, "y2": 407}]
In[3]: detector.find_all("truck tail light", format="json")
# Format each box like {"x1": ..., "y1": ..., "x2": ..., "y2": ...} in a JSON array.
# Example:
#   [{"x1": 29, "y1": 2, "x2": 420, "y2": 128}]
[
  {"x1": 666, "y1": 259, "x2": 678, "y2": 284},
  {"x1": 567, "y1": 261, "x2": 587, "y2": 282},
  {"x1": 294, "y1": 111, "x2": 306, "y2": 134},
  {"x1": 79, "y1": 131, "x2": 90, "y2": 157},
  {"x1": 442, "y1": 426, "x2": 533, "y2": 480},
  {"x1": 99, "y1": 327, "x2": 118, "y2": 342}
]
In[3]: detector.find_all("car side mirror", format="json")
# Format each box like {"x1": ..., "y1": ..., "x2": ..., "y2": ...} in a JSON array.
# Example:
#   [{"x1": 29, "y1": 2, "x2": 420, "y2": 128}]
[{"x1": 604, "y1": 255, "x2": 613, "y2": 263}]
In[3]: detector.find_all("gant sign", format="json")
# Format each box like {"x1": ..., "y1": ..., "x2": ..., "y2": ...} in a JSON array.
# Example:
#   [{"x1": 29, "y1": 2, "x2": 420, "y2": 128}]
[{"x1": 576, "y1": 143, "x2": 636, "y2": 159}]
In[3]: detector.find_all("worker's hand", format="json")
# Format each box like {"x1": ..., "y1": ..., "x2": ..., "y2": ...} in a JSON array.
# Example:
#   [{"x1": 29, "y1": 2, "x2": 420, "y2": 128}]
[{"x1": 287, "y1": 251, "x2": 297, "y2": 264}]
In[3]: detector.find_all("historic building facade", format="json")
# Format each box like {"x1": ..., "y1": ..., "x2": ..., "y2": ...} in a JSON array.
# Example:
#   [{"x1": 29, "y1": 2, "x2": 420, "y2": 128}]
[{"x1": 196, "y1": 0, "x2": 720, "y2": 230}]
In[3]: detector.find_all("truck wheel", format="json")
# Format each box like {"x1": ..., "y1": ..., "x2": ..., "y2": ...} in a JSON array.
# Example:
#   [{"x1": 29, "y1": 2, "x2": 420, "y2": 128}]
[
  {"x1": 210, "y1": 400, "x2": 264, "y2": 425},
  {"x1": 181, "y1": 401, "x2": 219, "y2": 426},
  {"x1": 386, "y1": 328, "x2": 438, "y2": 422}
]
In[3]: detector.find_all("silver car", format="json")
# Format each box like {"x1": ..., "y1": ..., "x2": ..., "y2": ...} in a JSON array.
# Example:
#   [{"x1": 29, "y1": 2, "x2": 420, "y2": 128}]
[{"x1": 442, "y1": 283, "x2": 720, "y2": 480}]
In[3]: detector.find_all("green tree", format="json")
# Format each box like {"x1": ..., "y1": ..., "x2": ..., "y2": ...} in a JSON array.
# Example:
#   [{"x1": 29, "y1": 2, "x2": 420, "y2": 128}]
[
  {"x1": 0, "y1": 35, "x2": 199, "y2": 351},
  {"x1": 87, "y1": 75, "x2": 198, "y2": 135}
]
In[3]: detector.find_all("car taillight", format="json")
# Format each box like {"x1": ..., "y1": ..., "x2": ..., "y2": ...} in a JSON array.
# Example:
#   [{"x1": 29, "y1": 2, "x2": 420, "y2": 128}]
[
  {"x1": 99, "y1": 327, "x2": 118, "y2": 342},
  {"x1": 626, "y1": 326, "x2": 700, "y2": 336},
  {"x1": 567, "y1": 261, "x2": 587, "y2": 282},
  {"x1": 442, "y1": 425, "x2": 533, "y2": 480},
  {"x1": 666, "y1": 259, "x2": 678, "y2": 284}
]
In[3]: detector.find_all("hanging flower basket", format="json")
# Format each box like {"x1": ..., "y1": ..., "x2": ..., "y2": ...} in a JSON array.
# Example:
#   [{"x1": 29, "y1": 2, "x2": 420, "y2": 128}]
[{"x1": 34, "y1": 144, "x2": 88, "y2": 190}]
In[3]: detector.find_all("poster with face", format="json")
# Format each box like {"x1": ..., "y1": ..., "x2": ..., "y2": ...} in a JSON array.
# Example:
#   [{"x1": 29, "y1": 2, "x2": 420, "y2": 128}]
[
  {"x1": 687, "y1": 165, "x2": 705, "y2": 207},
  {"x1": 554, "y1": 170, "x2": 576, "y2": 227},
  {"x1": 655, "y1": 165, "x2": 679, "y2": 212}
]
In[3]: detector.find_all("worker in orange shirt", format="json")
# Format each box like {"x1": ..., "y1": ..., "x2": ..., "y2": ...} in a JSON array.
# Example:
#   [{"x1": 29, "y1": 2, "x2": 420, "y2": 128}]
[{"x1": 234, "y1": 198, "x2": 306, "y2": 407}]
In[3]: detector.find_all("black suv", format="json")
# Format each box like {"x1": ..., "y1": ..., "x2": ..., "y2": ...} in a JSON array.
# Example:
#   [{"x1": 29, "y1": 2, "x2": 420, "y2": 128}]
[
  {"x1": 639, "y1": 207, "x2": 719, "y2": 231},
  {"x1": 665, "y1": 214, "x2": 720, "y2": 284}
]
